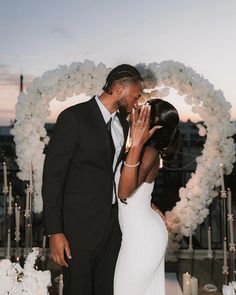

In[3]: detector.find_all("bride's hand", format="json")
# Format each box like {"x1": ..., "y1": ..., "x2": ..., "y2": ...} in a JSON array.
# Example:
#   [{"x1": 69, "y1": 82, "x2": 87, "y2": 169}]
[{"x1": 130, "y1": 104, "x2": 161, "y2": 148}]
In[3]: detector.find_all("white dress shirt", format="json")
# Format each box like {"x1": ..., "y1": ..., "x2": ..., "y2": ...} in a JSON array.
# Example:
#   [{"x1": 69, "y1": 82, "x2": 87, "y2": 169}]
[{"x1": 95, "y1": 95, "x2": 124, "y2": 203}]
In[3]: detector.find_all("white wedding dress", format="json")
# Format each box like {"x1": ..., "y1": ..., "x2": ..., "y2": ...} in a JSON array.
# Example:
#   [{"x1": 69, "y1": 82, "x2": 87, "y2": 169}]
[{"x1": 114, "y1": 181, "x2": 168, "y2": 295}]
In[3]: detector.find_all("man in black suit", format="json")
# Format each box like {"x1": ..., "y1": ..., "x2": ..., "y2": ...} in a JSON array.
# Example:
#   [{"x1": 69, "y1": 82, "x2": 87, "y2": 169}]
[{"x1": 42, "y1": 64, "x2": 144, "y2": 295}]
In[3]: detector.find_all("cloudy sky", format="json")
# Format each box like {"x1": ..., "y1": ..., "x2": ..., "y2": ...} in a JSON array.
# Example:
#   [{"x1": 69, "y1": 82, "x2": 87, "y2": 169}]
[{"x1": 1, "y1": 0, "x2": 236, "y2": 125}]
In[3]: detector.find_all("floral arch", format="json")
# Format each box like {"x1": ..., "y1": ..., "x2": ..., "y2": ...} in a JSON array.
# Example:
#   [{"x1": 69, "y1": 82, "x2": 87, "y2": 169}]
[{"x1": 11, "y1": 60, "x2": 236, "y2": 251}]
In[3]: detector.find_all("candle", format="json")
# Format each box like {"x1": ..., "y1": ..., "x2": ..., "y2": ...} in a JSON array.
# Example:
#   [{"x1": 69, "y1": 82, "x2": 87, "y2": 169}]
[
  {"x1": 208, "y1": 226, "x2": 212, "y2": 251},
  {"x1": 26, "y1": 185, "x2": 29, "y2": 211},
  {"x1": 183, "y1": 272, "x2": 191, "y2": 295},
  {"x1": 59, "y1": 274, "x2": 63, "y2": 295},
  {"x1": 8, "y1": 182, "x2": 13, "y2": 213},
  {"x1": 189, "y1": 226, "x2": 193, "y2": 250},
  {"x1": 190, "y1": 276, "x2": 198, "y2": 295},
  {"x1": 223, "y1": 237, "x2": 227, "y2": 268},
  {"x1": 15, "y1": 204, "x2": 20, "y2": 242},
  {"x1": 29, "y1": 162, "x2": 33, "y2": 188},
  {"x1": 42, "y1": 235, "x2": 46, "y2": 249},
  {"x1": 227, "y1": 189, "x2": 234, "y2": 246},
  {"x1": 3, "y1": 161, "x2": 7, "y2": 189},
  {"x1": 220, "y1": 163, "x2": 225, "y2": 192}
]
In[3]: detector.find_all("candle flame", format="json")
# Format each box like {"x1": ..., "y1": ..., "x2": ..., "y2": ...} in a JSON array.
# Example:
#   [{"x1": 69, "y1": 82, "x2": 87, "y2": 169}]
[{"x1": 159, "y1": 156, "x2": 163, "y2": 168}]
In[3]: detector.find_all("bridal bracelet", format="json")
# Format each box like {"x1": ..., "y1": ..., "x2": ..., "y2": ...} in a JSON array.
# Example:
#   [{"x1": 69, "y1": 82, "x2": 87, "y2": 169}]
[{"x1": 123, "y1": 161, "x2": 140, "y2": 167}]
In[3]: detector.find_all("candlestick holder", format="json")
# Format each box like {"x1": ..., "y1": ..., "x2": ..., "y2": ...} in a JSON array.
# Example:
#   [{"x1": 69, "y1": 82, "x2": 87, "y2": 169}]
[
  {"x1": 207, "y1": 250, "x2": 213, "y2": 259},
  {"x1": 40, "y1": 250, "x2": 46, "y2": 271},
  {"x1": 3, "y1": 185, "x2": 9, "y2": 195},
  {"x1": 5, "y1": 213, "x2": 13, "y2": 259},
  {"x1": 7, "y1": 206, "x2": 13, "y2": 216},
  {"x1": 222, "y1": 265, "x2": 229, "y2": 284},
  {"x1": 15, "y1": 234, "x2": 21, "y2": 260},
  {"x1": 2, "y1": 184, "x2": 9, "y2": 257},
  {"x1": 14, "y1": 204, "x2": 21, "y2": 260},
  {"x1": 202, "y1": 251, "x2": 218, "y2": 292},
  {"x1": 229, "y1": 243, "x2": 235, "y2": 252},
  {"x1": 229, "y1": 243, "x2": 236, "y2": 282},
  {"x1": 55, "y1": 274, "x2": 64, "y2": 295},
  {"x1": 220, "y1": 190, "x2": 227, "y2": 199},
  {"x1": 24, "y1": 186, "x2": 33, "y2": 257},
  {"x1": 186, "y1": 248, "x2": 195, "y2": 276},
  {"x1": 6, "y1": 229, "x2": 11, "y2": 259}
]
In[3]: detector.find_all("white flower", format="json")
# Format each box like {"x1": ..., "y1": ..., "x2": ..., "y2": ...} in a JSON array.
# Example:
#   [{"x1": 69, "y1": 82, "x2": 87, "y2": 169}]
[
  {"x1": 222, "y1": 284, "x2": 234, "y2": 295},
  {"x1": 0, "y1": 248, "x2": 51, "y2": 294},
  {"x1": 0, "y1": 259, "x2": 12, "y2": 271}
]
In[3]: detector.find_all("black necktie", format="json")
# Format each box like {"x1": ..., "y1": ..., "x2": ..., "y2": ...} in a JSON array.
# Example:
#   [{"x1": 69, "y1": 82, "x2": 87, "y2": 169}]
[{"x1": 106, "y1": 117, "x2": 116, "y2": 163}]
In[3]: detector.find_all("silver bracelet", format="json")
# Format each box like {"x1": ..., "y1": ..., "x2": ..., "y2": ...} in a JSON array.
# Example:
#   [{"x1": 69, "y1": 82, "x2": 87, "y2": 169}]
[{"x1": 123, "y1": 161, "x2": 140, "y2": 167}]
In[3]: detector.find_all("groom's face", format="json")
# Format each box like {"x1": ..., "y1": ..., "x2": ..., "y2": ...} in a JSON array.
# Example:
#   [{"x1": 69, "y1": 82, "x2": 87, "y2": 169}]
[{"x1": 117, "y1": 83, "x2": 143, "y2": 113}]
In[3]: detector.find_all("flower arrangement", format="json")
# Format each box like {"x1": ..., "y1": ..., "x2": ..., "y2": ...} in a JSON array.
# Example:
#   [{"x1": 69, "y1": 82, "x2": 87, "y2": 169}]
[
  {"x1": 0, "y1": 248, "x2": 51, "y2": 295},
  {"x1": 223, "y1": 281, "x2": 236, "y2": 295},
  {"x1": 11, "y1": 60, "x2": 236, "y2": 252}
]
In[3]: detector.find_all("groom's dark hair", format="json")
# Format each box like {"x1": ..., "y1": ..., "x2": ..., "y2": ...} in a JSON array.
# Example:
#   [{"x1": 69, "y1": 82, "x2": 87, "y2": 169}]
[{"x1": 102, "y1": 64, "x2": 143, "y2": 95}]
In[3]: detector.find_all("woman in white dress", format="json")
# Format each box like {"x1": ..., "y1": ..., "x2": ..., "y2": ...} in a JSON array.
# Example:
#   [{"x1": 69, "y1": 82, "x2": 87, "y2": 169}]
[{"x1": 114, "y1": 99, "x2": 180, "y2": 295}]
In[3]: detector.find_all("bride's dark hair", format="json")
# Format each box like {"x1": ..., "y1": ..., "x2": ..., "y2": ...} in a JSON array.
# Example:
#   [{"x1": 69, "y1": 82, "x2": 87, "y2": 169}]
[{"x1": 145, "y1": 99, "x2": 181, "y2": 160}]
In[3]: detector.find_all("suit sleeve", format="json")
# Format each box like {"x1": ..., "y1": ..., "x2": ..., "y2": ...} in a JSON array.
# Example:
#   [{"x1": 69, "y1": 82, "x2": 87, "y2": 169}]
[{"x1": 42, "y1": 109, "x2": 78, "y2": 235}]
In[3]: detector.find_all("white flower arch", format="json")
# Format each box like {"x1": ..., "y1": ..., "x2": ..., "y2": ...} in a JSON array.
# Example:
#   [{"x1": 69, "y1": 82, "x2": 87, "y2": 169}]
[{"x1": 11, "y1": 60, "x2": 236, "y2": 251}]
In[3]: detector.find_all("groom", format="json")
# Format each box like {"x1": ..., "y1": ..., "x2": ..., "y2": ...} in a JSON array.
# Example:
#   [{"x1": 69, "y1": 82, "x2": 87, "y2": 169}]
[{"x1": 42, "y1": 64, "x2": 144, "y2": 295}]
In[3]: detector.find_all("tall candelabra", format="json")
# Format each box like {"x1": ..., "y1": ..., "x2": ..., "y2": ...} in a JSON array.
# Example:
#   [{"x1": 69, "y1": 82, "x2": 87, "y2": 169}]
[
  {"x1": 2, "y1": 162, "x2": 9, "y2": 258},
  {"x1": 227, "y1": 188, "x2": 235, "y2": 282},
  {"x1": 14, "y1": 203, "x2": 21, "y2": 260},
  {"x1": 1, "y1": 161, "x2": 35, "y2": 261},
  {"x1": 202, "y1": 225, "x2": 218, "y2": 292},
  {"x1": 221, "y1": 187, "x2": 229, "y2": 284},
  {"x1": 219, "y1": 163, "x2": 236, "y2": 285},
  {"x1": 6, "y1": 182, "x2": 13, "y2": 259},
  {"x1": 23, "y1": 162, "x2": 34, "y2": 257}
]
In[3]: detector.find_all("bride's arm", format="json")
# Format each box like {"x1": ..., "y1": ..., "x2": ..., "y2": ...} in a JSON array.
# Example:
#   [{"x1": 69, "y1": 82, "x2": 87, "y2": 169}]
[{"x1": 118, "y1": 105, "x2": 159, "y2": 200}]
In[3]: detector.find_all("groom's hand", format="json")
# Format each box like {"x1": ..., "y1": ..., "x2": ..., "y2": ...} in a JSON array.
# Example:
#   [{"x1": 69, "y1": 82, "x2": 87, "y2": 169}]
[{"x1": 49, "y1": 233, "x2": 72, "y2": 267}]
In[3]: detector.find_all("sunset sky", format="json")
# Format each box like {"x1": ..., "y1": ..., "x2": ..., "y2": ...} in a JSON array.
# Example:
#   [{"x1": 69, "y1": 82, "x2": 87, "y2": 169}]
[{"x1": 1, "y1": 0, "x2": 236, "y2": 125}]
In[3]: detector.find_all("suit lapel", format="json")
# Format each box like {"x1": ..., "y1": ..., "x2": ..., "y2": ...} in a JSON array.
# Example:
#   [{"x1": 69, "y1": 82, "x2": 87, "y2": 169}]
[{"x1": 89, "y1": 96, "x2": 113, "y2": 170}]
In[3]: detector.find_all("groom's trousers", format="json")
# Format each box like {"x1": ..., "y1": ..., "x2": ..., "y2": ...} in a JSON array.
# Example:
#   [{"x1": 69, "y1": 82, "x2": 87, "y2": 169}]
[{"x1": 62, "y1": 203, "x2": 121, "y2": 295}]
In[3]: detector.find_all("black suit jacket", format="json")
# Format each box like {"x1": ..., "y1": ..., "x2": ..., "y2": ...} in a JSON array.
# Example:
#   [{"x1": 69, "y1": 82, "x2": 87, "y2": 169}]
[{"x1": 42, "y1": 96, "x2": 129, "y2": 250}]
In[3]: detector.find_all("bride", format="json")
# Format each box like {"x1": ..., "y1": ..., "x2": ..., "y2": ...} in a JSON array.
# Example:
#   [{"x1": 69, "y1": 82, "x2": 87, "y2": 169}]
[{"x1": 114, "y1": 99, "x2": 180, "y2": 295}]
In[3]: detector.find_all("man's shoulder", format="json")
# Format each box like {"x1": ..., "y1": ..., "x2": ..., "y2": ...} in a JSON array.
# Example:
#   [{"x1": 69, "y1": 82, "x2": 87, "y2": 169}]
[{"x1": 61, "y1": 96, "x2": 96, "y2": 115}]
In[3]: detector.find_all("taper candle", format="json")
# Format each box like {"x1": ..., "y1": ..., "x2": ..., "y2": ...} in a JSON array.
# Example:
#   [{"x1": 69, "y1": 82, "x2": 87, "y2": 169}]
[
  {"x1": 8, "y1": 182, "x2": 12, "y2": 213},
  {"x1": 3, "y1": 161, "x2": 7, "y2": 189},
  {"x1": 220, "y1": 163, "x2": 225, "y2": 191},
  {"x1": 15, "y1": 204, "x2": 20, "y2": 241},
  {"x1": 189, "y1": 226, "x2": 193, "y2": 250},
  {"x1": 227, "y1": 188, "x2": 234, "y2": 246},
  {"x1": 208, "y1": 226, "x2": 212, "y2": 252},
  {"x1": 25, "y1": 185, "x2": 30, "y2": 213}
]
